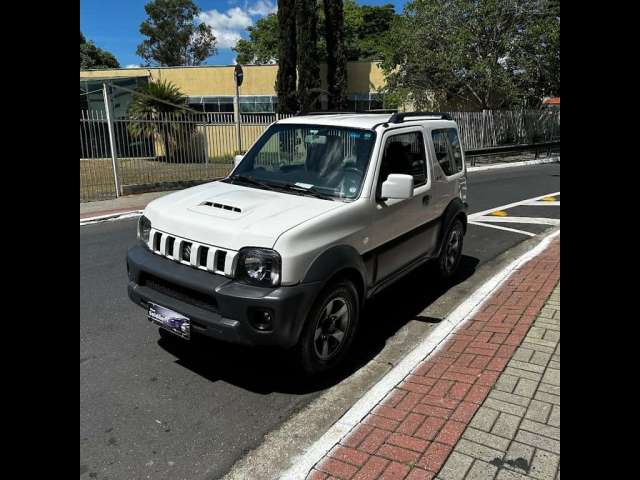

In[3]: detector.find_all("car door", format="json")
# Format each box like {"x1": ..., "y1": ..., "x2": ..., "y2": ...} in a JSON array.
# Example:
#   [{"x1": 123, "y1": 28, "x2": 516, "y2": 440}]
[
  {"x1": 428, "y1": 127, "x2": 467, "y2": 215},
  {"x1": 368, "y1": 127, "x2": 440, "y2": 282}
]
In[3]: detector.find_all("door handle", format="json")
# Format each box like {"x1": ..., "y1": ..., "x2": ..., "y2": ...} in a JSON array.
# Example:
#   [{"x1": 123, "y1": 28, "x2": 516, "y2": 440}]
[{"x1": 422, "y1": 195, "x2": 431, "y2": 206}]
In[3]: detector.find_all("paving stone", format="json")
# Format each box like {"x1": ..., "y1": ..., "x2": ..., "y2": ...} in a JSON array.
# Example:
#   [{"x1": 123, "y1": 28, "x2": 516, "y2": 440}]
[
  {"x1": 462, "y1": 427, "x2": 511, "y2": 451},
  {"x1": 469, "y1": 406, "x2": 500, "y2": 432},
  {"x1": 504, "y1": 441, "x2": 535, "y2": 473},
  {"x1": 538, "y1": 308, "x2": 555, "y2": 319},
  {"x1": 503, "y1": 367, "x2": 542, "y2": 382},
  {"x1": 529, "y1": 449, "x2": 560, "y2": 480},
  {"x1": 548, "y1": 405, "x2": 560, "y2": 427},
  {"x1": 507, "y1": 360, "x2": 545, "y2": 374},
  {"x1": 534, "y1": 321, "x2": 559, "y2": 332},
  {"x1": 537, "y1": 383, "x2": 560, "y2": 396},
  {"x1": 482, "y1": 398, "x2": 527, "y2": 417},
  {"x1": 491, "y1": 412, "x2": 521, "y2": 440},
  {"x1": 542, "y1": 330, "x2": 559, "y2": 343},
  {"x1": 548, "y1": 361, "x2": 560, "y2": 370},
  {"x1": 541, "y1": 368, "x2": 560, "y2": 386},
  {"x1": 522, "y1": 337, "x2": 557, "y2": 349},
  {"x1": 519, "y1": 419, "x2": 560, "y2": 441},
  {"x1": 524, "y1": 400, "x2": 552, "y2": 424},
  {"x1": 488, "y1": 390, "x2": 531, "y2": 408},
  {"x1": 530, "y1": 352, "x2": 552, "y2": 367},
  {"x1": 525, "y1": 327, "x2": 545, "y2": 339},
  {"x1": 512, "y1": 348, "x2": 534, "y2": 363},
  {"x1": 534, "y1": 391, "x2": 560, "y2": 406},
  {"x1": 465, "y1": 459, "x2": 499, "y2": 480},
  {"x1": 455, "y1": 439, "x2": 505, "y2": 462},
  {"x1": 496, "y1": 469, "x2": 532, "y2": 480},
  {"x1": 514, "y1": 378, "x2": 539, "y2": 397},
  {"x1": 520, "y1": 342, "x2": 555, "y2": 354},
  {"x1": 494, "y1": 374, "x2": 519, "y2": 393},
  {"x1": 515, "y1": 430, "x2": 560, "y2": 454},
  {"x1": 437, "y1": 452, "x2": 473, "y2": 480}
]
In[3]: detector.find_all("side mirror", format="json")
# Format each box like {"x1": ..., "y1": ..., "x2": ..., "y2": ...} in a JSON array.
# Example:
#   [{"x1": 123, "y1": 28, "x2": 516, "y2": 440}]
[
  {"x1": 234, "y1": 154, "x2": 244, "y2": 167},
  {"x1": 381, "y1": 174, "x2": 414, "y2": 200}
]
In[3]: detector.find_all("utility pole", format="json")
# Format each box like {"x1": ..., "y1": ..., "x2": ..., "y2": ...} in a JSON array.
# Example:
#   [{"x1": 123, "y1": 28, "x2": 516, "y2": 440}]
[
  {"x1": 102, "y1": 82, "x2": 121, "y2": 197},
  {"x1": 234, "y1": 64, "x2": 244, "y2": 154}
]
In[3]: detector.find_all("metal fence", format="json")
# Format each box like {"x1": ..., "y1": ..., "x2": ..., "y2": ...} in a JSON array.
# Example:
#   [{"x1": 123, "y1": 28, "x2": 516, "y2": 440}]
[{"x1": 80, "y1": 109, "x2": 559, "y2": 202}]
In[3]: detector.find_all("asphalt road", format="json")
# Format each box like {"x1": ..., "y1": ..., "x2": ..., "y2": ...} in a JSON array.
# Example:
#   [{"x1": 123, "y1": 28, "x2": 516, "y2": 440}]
[{"x1": 80, "y1": 162, "x2": 560, "y2": 480}]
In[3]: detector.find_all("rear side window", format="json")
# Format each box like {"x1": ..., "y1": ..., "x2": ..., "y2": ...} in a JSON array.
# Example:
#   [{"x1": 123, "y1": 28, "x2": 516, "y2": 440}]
[
  {"x1": 432, "y1": 129, "x2": 464, "y2": 176},
  {"x1": 378, "y1": 131, "x2": 428, "y2": 188}
]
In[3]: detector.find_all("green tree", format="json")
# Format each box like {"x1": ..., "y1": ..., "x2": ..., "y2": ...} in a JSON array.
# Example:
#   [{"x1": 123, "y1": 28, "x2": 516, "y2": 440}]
[
  {"x1": 127, "y1": 79, "x2": 195, "y2": 162},
  {"x1": 235, "y1": 1, "x2": 397, "y2": 64},
  {"x1": 296, "y1": 0, "x2": 321, "y2": 113},
  {"x1": 381, "y1": 0, "x2": 560, "y2": 110},
  {"x1": 80, "y1": 31, "x2": 120, "y2": 69},
  {"x1": 276, "y1": 0, "x2": 298, "y2": 113},
  {"x1": 234, "y1": 15, "x2": 279, "y2": 65},
  {"x1": 324, "y1": 0, "x2": 347, "y2": 110},
  {"x1": 137, "y1": 0, "x2": 217, "y2": 66}
]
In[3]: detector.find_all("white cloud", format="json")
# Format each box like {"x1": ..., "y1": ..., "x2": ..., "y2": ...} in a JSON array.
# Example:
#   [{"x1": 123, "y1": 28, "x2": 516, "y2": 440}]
[
  {"x1": 198, "y1": 2, "x2": 277, "y2": 50},
  {"x1": 247, "y1": 0, "x2": 277, "y2": 16},
  {"x1": 125, "y1": 64, "x2": 141, "y2": 68}
]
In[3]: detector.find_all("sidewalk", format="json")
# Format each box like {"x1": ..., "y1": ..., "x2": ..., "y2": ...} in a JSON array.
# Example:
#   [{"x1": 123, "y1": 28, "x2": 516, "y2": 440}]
[
  {"x1": 80, "y1": 191, "x2": 172, "y2": 221},
  {"x1": 306, "y1": 237, "x2": 560, "y2": 480}
]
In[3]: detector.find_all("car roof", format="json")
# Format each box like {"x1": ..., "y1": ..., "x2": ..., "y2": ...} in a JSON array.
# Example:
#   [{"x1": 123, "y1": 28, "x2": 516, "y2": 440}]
[{"x1": 277, "y1": 113, "x2": 457, "y2": 131}]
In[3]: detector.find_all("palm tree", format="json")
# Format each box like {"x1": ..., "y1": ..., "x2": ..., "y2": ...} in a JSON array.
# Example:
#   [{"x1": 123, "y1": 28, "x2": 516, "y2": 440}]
[{"x1": 127, "y1": 79, "x2": 193, "y2": 162}]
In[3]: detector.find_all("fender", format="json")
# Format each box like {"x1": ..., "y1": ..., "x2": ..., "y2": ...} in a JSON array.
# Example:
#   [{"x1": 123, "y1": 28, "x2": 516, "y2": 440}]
[
  {"x1": 435, "y1": 197, "x2": 468, "y2": 257},
  {"x1": 302, "y1": 244, "x2": 368, "y2": 302}
]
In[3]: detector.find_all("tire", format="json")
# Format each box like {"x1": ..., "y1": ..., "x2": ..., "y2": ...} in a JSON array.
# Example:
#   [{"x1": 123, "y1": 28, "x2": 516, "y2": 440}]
[
  {"x1": 294, "y1": 279, "x2": 360, "y2": 375},
  {"x1": 437, "y1": 219, "x2": 465, "y2": 279}
]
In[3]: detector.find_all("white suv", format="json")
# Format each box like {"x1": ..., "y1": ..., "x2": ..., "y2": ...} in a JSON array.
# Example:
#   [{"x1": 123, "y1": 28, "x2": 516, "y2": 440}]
[{"x1": 127, "y1": 112, "x2": 468, "y2": 373}]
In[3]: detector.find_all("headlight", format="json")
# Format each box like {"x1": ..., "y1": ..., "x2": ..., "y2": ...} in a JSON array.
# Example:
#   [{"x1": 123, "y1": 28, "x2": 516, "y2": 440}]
[
  {"x1": 235, "y1": 248, "x2": 281, "y2": 287},
  {"x1": 137, "y1": 215, "x2": 152, "y2": 245}
]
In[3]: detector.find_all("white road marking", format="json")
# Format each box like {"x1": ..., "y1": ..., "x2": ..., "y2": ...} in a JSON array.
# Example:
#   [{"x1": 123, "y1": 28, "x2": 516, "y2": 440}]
[
  {"x1": 280, "y1": 229, "x2": 560, "y2": 480},
  {"x1": 472, "y1": 216, "x2": 560, "y2": 226},
  {"x1": 469, "y1": 192, "x2": 560, "y2": 219},
  {"x1": 525, "y1": 201, "x2": 560, "y2": 206},
  {"x1": 468, "y1": 221, "x2": 536, "y2": 236}
]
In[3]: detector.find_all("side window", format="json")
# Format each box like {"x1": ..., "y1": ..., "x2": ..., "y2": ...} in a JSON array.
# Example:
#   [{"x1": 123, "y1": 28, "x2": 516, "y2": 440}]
[
  {"x1": 432, "y1": 129, "x2": 463, "y2": 176},
  {"x1": 447, "y1": 129, "x2": 464, "y2": 173},
  {"x1": 378, "y1": 131, "x2": 428, "y2": 188}
]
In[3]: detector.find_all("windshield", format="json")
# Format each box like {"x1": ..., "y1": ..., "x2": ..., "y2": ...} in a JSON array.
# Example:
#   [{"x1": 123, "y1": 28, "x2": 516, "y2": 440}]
[{"x1": 228, "y1": 124, "x2": 376, "y2": 201}]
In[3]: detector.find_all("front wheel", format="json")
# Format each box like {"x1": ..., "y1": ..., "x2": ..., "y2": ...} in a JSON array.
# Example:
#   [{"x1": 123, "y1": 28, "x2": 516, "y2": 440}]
[
  {"x1": 294, "y1": 280, "x2": 360, "y2": 375},
  {"x1": 437, "y1": 219, "x2": 465, "y2": 279}
]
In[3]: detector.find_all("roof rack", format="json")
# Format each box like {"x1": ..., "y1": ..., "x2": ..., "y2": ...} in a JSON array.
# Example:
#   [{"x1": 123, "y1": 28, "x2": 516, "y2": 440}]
[
  {"x1": 297, "y1": 111, "x2": 359, "y2": 116},
  {"x1": 388, "y1": 111, "x2": 452, "y2": 123}
]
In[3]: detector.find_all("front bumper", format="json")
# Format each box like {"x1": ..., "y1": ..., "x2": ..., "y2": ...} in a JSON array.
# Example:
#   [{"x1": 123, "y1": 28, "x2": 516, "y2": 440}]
[{"x1": 126, "y1": 245, "x2": 322, "y2": 348}]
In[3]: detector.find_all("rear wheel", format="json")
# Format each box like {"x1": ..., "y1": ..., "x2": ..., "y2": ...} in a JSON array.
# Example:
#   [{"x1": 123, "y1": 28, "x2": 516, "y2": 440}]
[
  {"x1": 295, "y1": 280, "x2": 359, "y2": 375},
  {"x1": 438, "y1": 219, "x2": 464, "y2": 279}
]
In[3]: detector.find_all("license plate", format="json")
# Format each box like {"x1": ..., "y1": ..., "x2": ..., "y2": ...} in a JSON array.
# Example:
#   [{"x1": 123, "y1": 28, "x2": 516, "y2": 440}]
[{"x1": 148, "y1": 303, "x2": 190, "y2": 340}]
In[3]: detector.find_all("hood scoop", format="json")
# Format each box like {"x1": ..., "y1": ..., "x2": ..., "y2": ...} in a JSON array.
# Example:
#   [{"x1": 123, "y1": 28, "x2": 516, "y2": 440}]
[{"x1": 200, "y1": 201, "x2": 241, "y2": 213}]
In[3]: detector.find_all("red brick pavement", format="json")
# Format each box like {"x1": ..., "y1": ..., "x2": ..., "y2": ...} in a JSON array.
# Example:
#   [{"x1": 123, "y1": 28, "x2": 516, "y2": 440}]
[{"x1": 307, "y1": 237, "x2": 560, "y2": 480}]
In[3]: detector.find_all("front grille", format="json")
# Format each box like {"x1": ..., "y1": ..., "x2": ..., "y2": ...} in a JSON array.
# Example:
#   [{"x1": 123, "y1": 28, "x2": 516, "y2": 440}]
[
  {"x1": 140, "y1": 273, "x2": 219, "y2": 312},
  {"x1": 146, "y1": 229, "x2": 236, "y2": 276}
]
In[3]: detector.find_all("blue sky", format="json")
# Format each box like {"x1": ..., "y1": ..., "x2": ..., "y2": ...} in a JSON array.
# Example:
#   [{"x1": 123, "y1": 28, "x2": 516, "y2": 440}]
[{"x1": 80, "y1": 0, "x2": 406, "y2": 67}]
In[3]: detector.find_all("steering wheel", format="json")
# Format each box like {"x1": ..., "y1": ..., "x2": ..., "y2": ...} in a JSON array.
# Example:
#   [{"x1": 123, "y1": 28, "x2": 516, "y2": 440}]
[{"x1": 339, "y1": 167, "x2": 364, "y2": 197}]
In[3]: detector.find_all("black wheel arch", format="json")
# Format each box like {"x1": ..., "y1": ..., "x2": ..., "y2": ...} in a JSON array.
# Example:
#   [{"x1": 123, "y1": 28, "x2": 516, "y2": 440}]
[
  {"x1": 302, "y1": 244, "x2": 367, "y2": 307},
  {"x1": 436, "y1": 197, "x2": 468, "y2": 257}
]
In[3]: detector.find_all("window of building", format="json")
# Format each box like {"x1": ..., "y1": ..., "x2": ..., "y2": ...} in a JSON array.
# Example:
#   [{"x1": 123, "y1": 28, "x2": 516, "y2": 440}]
[{"x1": 378, "y1": 131, "x2": 428, "y2": 188}]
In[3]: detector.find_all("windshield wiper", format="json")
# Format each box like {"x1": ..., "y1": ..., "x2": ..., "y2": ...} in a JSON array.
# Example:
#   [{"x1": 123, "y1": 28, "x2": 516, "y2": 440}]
[
  {"x1": 274, "y1": 183, "x2": 336, "y2": 201},
  {"x1": 228, "y1": 175, "x2": 276, "y2": 191}
]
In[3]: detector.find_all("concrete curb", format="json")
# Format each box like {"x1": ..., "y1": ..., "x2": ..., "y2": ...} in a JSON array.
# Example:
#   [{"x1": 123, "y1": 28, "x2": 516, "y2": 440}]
[
  {"x1": 467, "y1": 156, "x2": 559, "y2": 172},
  {"x1": 80, "y1": 210, "x2": 143, "y2": 226}
]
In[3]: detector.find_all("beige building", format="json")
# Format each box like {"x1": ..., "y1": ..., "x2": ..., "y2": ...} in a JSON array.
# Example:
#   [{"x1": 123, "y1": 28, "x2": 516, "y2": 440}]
[{"x1": 80, "y1": 61, "x2": 388, "y2": 117}]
